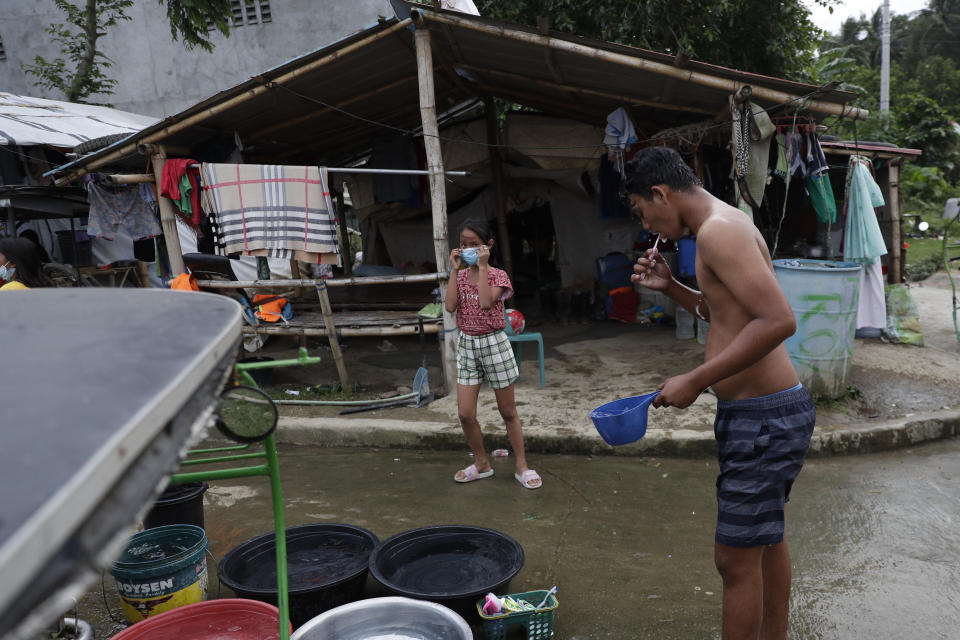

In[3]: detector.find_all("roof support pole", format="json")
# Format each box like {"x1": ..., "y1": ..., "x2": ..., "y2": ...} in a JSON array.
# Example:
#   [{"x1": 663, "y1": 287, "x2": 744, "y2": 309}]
[
  {"x1": 484, "y1": 96, "x2": 514, "y2": 281},
  {"x1": 887, "y1": 160, "x2": 902, "y2": 283},
  {"x1": 414, "y1": 23, "x2": 457, "y2": 396},
  {"x1": 145, "y1": 143, "x2": 186, "y2": 276}
]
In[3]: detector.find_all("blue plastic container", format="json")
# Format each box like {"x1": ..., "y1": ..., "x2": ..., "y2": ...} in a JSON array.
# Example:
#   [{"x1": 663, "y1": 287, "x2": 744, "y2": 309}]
[
  {"x1": 677, "y1": 237, "x2": 696, "y2": 278},
  {"x1": 589, "y1": 391, "x2": 659, "y2": 445},
  {"x1": 773, "y1": 259, "x2": 862, "y2": 399}
]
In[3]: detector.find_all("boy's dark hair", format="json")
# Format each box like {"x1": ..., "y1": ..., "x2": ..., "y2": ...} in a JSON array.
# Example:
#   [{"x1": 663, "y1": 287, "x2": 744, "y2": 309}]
[
  {"x1": 0, "y1": 237, "x2": 52, "y2": 288},
  {"x1": 623, "y1": 147, "x2": 701, "y2": 201},
  {"x1": 457, "y1": 217, "x2": 496, "y2": 248}
]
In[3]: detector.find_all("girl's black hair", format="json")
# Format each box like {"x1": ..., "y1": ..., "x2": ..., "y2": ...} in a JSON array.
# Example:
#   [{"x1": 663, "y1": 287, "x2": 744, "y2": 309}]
[
  {"x1": 456, "y1": 217, "x2": 496, "y2": 247},
  {"x1": 0, "y1": 237, "x2": 52, "y2": 288}
]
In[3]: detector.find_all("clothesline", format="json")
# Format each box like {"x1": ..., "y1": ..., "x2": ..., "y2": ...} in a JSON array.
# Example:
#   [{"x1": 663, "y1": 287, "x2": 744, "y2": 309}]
[{"x1": 186, "y1": 164, "x2": 470, "y2": 176}]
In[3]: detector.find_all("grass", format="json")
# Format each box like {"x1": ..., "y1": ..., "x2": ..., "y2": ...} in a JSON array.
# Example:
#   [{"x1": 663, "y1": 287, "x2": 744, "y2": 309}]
[
  {"x1": 262, "y1": 381, "x2": 365, "y2": 402},
  {"x1": 904, "y1": 237, "x2": 945, "y2": 264},
  {"x1": 904, "y1": 237, "x2": 946, "y2": 281}
]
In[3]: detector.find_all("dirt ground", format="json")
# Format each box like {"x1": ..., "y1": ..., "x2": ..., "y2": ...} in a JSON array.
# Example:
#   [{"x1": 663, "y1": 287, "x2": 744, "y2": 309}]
[{"x1": 255, "y1": 268, "x2": 960, "y2": 434}]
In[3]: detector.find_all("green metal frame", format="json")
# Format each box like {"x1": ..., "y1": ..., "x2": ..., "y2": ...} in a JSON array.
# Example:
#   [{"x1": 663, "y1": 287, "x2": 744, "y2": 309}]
[
  {"x1": 944, "y1": 214, "x2": 960, "y2": 344},
  {"x1": 168, "y1": 436, "x2": 290, "y2": 640},
  {"x1": 235, "y1": 347, "x2": 323, "y2": 388}
]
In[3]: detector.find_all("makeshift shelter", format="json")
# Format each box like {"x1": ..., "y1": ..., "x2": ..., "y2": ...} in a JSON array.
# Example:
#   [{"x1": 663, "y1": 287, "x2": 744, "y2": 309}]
[{"x1": 46, "y1": 2, "x2": 874, "y2": 393}]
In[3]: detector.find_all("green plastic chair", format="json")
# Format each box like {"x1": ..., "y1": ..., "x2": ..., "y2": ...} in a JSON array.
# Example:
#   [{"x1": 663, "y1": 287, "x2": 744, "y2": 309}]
[{"x1": 504, "y1": 308, "x2": 546, "y2": 388}]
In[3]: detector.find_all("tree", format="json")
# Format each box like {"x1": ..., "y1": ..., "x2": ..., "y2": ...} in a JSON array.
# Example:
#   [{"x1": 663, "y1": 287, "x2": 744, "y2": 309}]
[
  {"x1": 22, "y1": 0, "x2": 236, "y2": 103},
  {"x1": 473, "y1": 0, "x2": 835, "y2": 79}
]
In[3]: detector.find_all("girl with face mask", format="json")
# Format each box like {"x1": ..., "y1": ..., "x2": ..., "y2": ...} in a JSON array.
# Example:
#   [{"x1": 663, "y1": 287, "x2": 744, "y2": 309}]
[
  {"x1": 444, "y1": 219, "x2": 542, "y2": 490},
  {"x1": 0, "y1": 238, "x2": 53, "y2": 290}
]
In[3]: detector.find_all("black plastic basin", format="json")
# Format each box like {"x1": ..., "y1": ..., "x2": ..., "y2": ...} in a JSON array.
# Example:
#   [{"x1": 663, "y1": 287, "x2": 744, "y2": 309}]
[
  {"x1": 218, "y1": 523, "x2": 378, "y2": 628},
  {"x1": 368, "y1": 525, "x2": 524, "y2": 620}
]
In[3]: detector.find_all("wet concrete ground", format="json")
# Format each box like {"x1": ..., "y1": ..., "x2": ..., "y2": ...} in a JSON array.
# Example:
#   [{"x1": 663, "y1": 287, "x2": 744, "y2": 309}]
[{"x1": 82, "y1": 438, "x2": 960, "y2": 639}]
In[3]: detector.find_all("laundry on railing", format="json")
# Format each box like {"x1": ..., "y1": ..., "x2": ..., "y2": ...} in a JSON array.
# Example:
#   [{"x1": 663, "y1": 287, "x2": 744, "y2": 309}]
[{"x1": 200, "y1": 163, "x2": 340, "y2": 265}]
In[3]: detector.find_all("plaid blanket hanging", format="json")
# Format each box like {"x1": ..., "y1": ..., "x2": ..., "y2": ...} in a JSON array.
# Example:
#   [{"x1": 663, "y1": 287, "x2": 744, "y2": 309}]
[{"x1": 200, "y1": 163, "x2": 340, "y2": 264}]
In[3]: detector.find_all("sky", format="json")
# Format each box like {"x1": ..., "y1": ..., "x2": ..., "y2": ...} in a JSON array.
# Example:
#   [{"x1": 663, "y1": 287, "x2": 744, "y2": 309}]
[{"x1": 803, "y1": 0, "x2": 925, "y2": 35}]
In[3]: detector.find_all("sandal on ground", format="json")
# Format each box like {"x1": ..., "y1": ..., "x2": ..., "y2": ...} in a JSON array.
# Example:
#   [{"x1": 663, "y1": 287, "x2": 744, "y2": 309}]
[
  {"x1": 454, "y1": 463, "x2": 494, "y2": 483},
  {"x1": 515, "y1": 469, "x2": 542, "y2": 490}
]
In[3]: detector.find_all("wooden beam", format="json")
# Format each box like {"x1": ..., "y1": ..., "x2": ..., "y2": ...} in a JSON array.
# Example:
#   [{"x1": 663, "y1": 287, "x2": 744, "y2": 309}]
[
  {"x1": 53, "y1": 18, "x2": 414, "y2": 184},
  {"x1": 473, "y1": 81, "x2": 606, "y2": 120},
  {"x1": 315, "y1": 281, "x2": 350, "y2": 388},
  {"x1": 888, "y1": 162, "x2": 902, "y2": 284},
  {"x1": 456, "y1": 63, "x2": 717, "y2": 116},
  {"x1": 248, "y1": 74, "x2": 418, "y2": 141},
  {"x1": 484, "y1": 96, "x2": 514, "y2": 279},
  {"x1": 334, "y1": 188, "x2": 353, "y2": 276},
  {"x1": 196, "y1": 272, "x2": 446, "y2": 288},
  {"x1": 418, "y1": 10, "x2": 869, "y2": 121},
  {"x1": 538, "y1": 17, "x2": 579, "y2": 104},
  {"x1": 415, "y1": 25, "x2": 458, "y2": 396},
  {"x1": 660, "y1": 50, "x2": 691, "y2": 104},
  {"x1": 146, "y1": 144, "x2": 186, "y2": 276}
]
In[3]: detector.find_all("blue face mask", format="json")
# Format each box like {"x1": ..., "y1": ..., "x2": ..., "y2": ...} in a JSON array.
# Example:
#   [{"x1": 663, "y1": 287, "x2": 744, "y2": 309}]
[
  {"x1": 0, "y1": 263, "x2": 14, "y2": 282},
  {"x1": 460, "y1": 248, "x2": 479, "y2": 266}
]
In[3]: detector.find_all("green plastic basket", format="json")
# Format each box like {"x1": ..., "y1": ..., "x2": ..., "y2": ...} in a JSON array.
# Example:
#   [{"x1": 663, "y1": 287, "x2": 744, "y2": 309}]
[{"x1": 476, "y1": 589, "x2": 558, "y2": 640}]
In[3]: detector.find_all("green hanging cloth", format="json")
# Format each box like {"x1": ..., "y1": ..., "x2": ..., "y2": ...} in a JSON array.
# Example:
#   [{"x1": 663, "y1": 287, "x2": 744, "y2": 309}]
[{"x1": 805, "y1": 173, "x2": 837, "y2": 224}]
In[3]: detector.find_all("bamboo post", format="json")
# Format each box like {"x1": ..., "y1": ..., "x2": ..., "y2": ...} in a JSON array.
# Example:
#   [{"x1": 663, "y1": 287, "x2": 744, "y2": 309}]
[
  {"x1": 315, "y1": 280, "x2": 350, "y2": 388},
  {"x1": 414, "y1": 24, "x2": 457, "y2": 396},
  {"x1": 146, "y1": 144, "x2": 186, "y2": 276},
  {"x1": 484, "y1": 96, "x2": 514, "y2": 280},
  {"x1": 137, "y1": 260, "x2": 151, "y2": 288},
  {"x1": 289, "y1": 259, "x2": 303, "y2": 299},
  {"x1": 888, "y1": 160, "x2": 902, "y2": 283},
  {"x1": 334, "y1": 189, "x2": 353, "y2": 276}
]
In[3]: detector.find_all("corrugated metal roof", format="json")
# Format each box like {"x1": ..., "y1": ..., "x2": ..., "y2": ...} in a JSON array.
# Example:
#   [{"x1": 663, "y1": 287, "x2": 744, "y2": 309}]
[
  {"x1": 49, "y1": 4, "x2": 862, "y2": 180},
  {"x1": 0, "y1": 92, "x2": 157, "y2": 148}
]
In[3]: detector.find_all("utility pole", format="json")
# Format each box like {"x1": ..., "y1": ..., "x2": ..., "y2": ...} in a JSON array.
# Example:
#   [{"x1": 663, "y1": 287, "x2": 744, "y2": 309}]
[{"x1": 880, "y1": 0, "x2": 890, "y2": 113}]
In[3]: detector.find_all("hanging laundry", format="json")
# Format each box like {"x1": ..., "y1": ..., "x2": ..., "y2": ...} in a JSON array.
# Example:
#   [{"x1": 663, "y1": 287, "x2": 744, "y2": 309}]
[
  {"x1": 86, "y1": 182, "x2": 162, "y2": 241},
  {"x1": 804, "y1": 172, "x2": 837, "y2": 224},
  {"x1": 843, "y1": 159, "x2": 888, "y2": 264},
  {"x1": 603, "y1": 107, "x2": 638, "y2": 151},
  {"x1": 773, "y1": 134, "x2": 789, "y2": 180},
  {"x1": 598, "y1": 154, "x2": 631, "y2": 219},
  {"x1": 200, "y1": 163, "x2": 340, "y2": 265},
  {"x1": 730, "y1": 99, "x2": 775, "y2": 219},
  {"x1": 160, "y1": 158, "x2": 205, "y2": 225}
]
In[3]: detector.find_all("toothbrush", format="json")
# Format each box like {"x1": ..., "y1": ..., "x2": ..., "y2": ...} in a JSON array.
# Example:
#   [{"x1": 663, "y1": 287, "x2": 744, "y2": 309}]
[
  {"x1": 639, "y1": 234, "x2": 662, "y2": 282},
  {"x1": 535, "y1": 586, "x2": 558, "y2": 609}
]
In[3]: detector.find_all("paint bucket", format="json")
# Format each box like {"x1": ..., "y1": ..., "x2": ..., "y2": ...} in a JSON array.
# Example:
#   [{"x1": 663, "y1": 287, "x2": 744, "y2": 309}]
[
  {"x1": 110, "y1": 599, "x2": 290, "y2": 640},
  {"x1": 773, "y1": 259, "x2": 862, "y2": 399},
  {"x1": 110, "y1": 524, "x2": 208, "y2": 624},
  {"x1": 143, "y1": 482, "x2": 208, "y2": 530}
]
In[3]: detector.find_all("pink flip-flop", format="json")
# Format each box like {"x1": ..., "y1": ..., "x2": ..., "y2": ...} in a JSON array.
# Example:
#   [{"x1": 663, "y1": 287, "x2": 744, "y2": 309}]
[
  {"x1": 514, "y1": 469, "x2": 542, "y2": 490},
  {"x1": 454, "y1": 463, "x2": 494, "y2": 483}
]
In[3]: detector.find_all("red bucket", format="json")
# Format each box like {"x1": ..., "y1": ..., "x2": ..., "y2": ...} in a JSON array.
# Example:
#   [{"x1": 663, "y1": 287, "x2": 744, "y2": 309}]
[{"x1": 110, "y1": 598, "x2": 290, "y2": 639}]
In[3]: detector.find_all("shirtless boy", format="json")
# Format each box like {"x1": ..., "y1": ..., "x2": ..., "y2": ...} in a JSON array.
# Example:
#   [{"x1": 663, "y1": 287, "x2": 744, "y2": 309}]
[{"x1": 626, "y1": 147, "x2": 815, "y2": 640}]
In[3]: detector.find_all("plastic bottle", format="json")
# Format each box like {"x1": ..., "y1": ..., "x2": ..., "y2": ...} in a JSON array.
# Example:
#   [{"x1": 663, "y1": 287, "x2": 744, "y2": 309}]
[
  {"x1": 675, "y1": 307, "x2": 695, "y2": 339},
  {"x1": 697, "y1": 317, "x2": 709, "y2": 345}
]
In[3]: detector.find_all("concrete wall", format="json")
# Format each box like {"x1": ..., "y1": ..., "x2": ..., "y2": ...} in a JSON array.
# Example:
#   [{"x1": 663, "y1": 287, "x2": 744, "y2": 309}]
[{"x1": 0, "y1": 0, "x2": 392, "y2": 117}]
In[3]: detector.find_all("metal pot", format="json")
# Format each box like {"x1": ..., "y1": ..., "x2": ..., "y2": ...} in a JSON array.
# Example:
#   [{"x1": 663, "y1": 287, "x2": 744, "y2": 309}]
[{"x1": 290, "y1": 597, "x2": 472, "y2": 640}]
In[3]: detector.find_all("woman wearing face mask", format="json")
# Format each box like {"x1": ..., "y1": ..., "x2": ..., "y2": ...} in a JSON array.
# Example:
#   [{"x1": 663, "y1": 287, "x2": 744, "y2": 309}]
[
  {"x1": 445, "y1": 218, "x2": 541, "y2": 490},
  {"x1": 0, "y1": 238, "x2": 53, "y2": 290}
]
